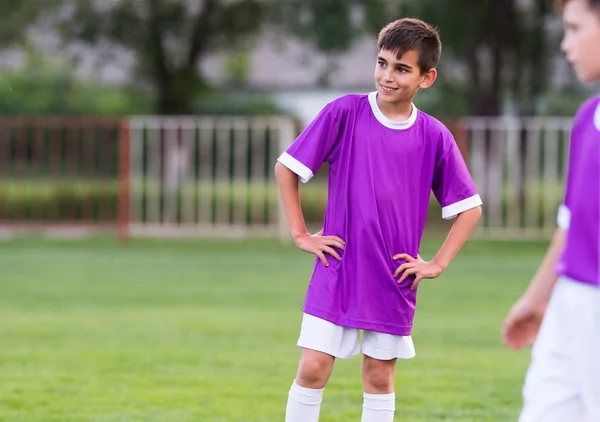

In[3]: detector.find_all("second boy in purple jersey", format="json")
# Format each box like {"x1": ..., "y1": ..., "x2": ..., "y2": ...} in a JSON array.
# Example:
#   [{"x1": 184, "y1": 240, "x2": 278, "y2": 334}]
[
  {"x1": 502, "y1": 0, "x2": 600, "y2": 421},
  {"x1": 275, "y1": 18, "x2": 483, "y2": 422}
]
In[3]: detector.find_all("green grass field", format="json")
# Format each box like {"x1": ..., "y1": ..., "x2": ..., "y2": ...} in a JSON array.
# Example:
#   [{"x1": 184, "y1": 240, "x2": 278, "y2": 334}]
[{"x1": 0, "y1": 236, "x2": 550, "y2": 421}]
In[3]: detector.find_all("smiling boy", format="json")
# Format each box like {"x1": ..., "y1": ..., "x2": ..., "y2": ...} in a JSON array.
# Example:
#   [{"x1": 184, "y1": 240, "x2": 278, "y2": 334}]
[{"x1": 275, "y1": 18, "x2": 483, "y2": 421}]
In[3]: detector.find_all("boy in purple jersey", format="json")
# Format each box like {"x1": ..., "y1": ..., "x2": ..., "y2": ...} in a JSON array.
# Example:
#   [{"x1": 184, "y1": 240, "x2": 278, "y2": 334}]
[
  {"x1": 275, "y1": 18, "x2": 483, "y2": 422},
  {"x1": 502, "y1": 1, "x2": 600, "y2": 421}
]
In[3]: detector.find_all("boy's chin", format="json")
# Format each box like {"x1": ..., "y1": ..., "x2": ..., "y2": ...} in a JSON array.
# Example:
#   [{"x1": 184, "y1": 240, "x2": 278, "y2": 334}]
[
  {"x1": 577, "y1": 72, "x2": 600, "y2": 85},
  {"x1": 571, "y1": 64, "x2": 600, "y2": 84},
  {"x1": 377, "y1": 92, "x2": 410, "y2": 105},
  {"x1": 376, "y1": 90, "x2": 400, "y2": 101}
]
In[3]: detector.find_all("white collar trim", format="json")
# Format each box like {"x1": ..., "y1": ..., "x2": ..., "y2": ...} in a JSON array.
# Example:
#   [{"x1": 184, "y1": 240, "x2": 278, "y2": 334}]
[{"x1": 368, "y1": 91, "x2": 418, "y2": 130}]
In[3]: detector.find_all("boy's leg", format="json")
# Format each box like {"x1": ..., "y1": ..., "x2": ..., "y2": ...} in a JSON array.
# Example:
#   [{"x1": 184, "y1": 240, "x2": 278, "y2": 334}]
[
  {"x1": 518, "y1": 278, "x2": 583, "y2": 422},
  {"x1": 286, "y1": 349, "x2": 334, "y2": 422},
  {"x1": 286, "y1": 313, "x2": 361, "y2": 422},
  {"x1": 360, "y1": 355, "x2": 397, "y2": 422},
  {"x1": 576, "y1": 280, "x2": 600, "y2": 422},
  {"x1": 360, "y1": 331, "x2": 415, "y2": 422}
]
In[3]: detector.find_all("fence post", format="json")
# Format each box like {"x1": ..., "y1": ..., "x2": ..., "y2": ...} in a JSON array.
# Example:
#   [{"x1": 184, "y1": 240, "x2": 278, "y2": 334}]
[
  {"x1": 118, "y1": 118, "x2": 131, "y2": 243},
  {"x1": 455, "y1": 119, "x2": 469, "y2": 162}
]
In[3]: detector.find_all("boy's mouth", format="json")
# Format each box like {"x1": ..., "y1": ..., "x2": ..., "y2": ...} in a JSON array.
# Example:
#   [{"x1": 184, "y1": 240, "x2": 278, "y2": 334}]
[{"x1": 380, "y1": 84, "x2": 398, "y2": 94}]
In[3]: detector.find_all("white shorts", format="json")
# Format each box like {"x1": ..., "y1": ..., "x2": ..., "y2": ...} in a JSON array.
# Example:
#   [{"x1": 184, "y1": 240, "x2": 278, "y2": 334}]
[
  {"x1": 519, "y1": 276, "x2": 600, "y2": 422},
  {"x1": 296, "y1": 313, "x2": 416, "y2": 360}
]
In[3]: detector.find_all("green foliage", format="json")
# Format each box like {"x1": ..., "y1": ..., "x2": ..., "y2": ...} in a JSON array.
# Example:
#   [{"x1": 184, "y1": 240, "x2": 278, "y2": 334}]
[
  {"x1": 403, "y1": 0, "x2": 554, "y2": 116},
  {"x1": 59, "y1": 0, "x2": 268, "y2": 114},
  {"x1": 0, "y1": 50, "x2": 151, "y2": 115},
  {"x1": 1, "y1": 0, "x2": 563, "y2": 117},
  {"x1": 0, "y1": 0, "x2": 63, "y2": 49},
  {"x1": 537, "y1": 88, "x2": 593, "y2": 116},
  {"x1": 222, "y1": 53, "x2": 252, "y2": 88},
  {"x1": 271, "y1": 0, "x2": 403, "y2": 87},
  {"x1": 416, "y1": 82, "x2": 470, "y2": 118}
]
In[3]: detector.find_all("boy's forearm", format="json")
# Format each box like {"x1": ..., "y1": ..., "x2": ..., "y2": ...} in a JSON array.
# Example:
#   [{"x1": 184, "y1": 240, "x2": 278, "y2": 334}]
[
  {"x1": 433, "y1": 206, "x2": 482, "y2": 270},
  {"x1": 275, "y1": 162, "x2": 308, "y2": 239},
  {"x1": 521, "y1": 228, "x2": 565, "y2": 309}
]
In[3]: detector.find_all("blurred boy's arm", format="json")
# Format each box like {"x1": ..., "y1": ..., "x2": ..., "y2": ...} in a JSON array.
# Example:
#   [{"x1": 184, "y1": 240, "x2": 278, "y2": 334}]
[
  {"x1": 394, "y1": 205, "x2": 482, "y2": 289},
  {"x1": 502, "y1": 228, "x2": 565, "y2": 349},
  {"x1": 275, "y1": 162, "x2": 345, "y2": 267},
  {"x1": 517, "y1": 227, "x2": 564, "y2": 309}
]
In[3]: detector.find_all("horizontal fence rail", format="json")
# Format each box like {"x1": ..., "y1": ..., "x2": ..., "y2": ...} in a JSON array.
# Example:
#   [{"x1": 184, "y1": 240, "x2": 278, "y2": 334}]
[{"x1": 0, "y1": 114, "x2": 574, "y2": 240}]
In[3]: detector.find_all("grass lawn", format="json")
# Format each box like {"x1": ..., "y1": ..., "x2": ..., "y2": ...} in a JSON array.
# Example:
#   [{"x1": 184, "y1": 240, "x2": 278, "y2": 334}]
[{"x1": 0, "y1": 236, "x2": 549, "y2": 421}]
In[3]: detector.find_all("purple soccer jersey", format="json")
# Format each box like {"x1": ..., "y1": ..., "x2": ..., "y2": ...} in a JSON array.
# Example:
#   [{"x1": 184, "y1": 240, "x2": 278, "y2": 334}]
[
  {"x1": 277, "y1": 92, "x2": 482, "y2": 335},
  {"x1": 555, "y1": 96, "x2": 600, "y2": 287}
]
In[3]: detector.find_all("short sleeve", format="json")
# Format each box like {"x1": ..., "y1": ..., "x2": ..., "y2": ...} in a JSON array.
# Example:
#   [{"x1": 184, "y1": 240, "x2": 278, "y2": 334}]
[
  {"x1": 277, "y1": 102, "x2": 341, "y2": 183},
  {"x1": 557, "y1": 137, "x2": 576, "y2": 230},
  {"x1": 432, "y1": 129, "x2": 483, "y2": 219}
]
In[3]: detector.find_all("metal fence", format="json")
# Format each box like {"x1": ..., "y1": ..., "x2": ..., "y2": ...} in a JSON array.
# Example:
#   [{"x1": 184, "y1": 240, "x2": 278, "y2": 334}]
[
  {"x1": 127, "y1": 116, "x2": 295, "y2": 238},
  {"x1": 0, "y1": 117, "x2": 125, "y2": 238},
  {"x1": 461, "y1": 116, "x2": 571, "y2": 238},
  {"x1": 0, "y1": 114, "x2": 573, "y2": 240}
]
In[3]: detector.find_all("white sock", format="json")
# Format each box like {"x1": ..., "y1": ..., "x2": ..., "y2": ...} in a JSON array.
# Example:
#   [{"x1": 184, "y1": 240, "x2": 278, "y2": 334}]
[
  {"x1": 361, "y1": 392, "x2": 395, "y2": 422},
  {"x1": 285, "y1": 380, "x2": 324, "y2": 422}
]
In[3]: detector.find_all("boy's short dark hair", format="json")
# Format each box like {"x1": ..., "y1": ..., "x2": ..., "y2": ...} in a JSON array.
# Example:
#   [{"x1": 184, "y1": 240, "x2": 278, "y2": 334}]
[
  {"x1": 556, "y1": 0, "x2": 600, "y2": 11},
  {"x1": 377, "y1": 18, "x2": 442, "y2": 74}
]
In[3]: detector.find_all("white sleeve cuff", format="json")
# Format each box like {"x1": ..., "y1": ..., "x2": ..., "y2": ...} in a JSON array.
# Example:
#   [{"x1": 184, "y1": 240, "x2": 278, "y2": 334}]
[
  {"x1": 557, "y1": 204, "x2": 571, "y2": 229},
  {"x1": 441, "y1": 194, "x2": 483, "y2": 219},
  {"x1": 277, "y1": 152, "x2": 314, "y2": 183}
]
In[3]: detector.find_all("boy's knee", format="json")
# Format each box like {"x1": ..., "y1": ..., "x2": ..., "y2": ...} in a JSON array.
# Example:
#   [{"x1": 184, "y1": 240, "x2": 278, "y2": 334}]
[
  {"x1": 362, "y1": 357, "x2": 396, "y2": 393},
  {"x1": 296, "y1": 349, "x2": 335, "y2": 389}
]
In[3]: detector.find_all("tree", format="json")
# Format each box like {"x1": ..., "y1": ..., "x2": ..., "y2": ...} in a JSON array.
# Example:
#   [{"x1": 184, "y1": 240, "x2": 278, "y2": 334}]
[
  {"x1": 56, "y1": 0, "x2": 269, "y2": 198},
  {"x1": 403, "y1": 0, "x2": 555, "y2": 117},
  {"x1": 273, "y1": 0, "x2": 400, "y2": 88},
  {"x1": 0, "y1": 0, "x2": 63, "y2": 49},
  {"x1": 60, "y1": 0, "x2": 266, "y2": 115}
]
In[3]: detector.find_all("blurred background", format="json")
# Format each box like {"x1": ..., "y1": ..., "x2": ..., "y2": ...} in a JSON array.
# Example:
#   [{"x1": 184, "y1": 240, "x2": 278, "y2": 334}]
[
  {"x1": 0, "y1": 1, "x2": 591, "y2": 421},
  {"x1": 0, "y1": 0, "x2": 589, "y2": 239}
]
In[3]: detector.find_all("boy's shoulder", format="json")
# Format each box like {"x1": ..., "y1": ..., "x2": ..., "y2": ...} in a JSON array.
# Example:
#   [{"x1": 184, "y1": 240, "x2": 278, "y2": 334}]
[
  {"x1": 324, "y1": 93, "x2": 369, "y2": 113},
  {"x1": 573, "y1": 95, "x2": 600, "y2": 131},
  {"x1": 323, "y1": 94, "x2": 369, "y2": 115},
  {"x1": 416, "y1": 108, "x2": 454, "y2": 139}
]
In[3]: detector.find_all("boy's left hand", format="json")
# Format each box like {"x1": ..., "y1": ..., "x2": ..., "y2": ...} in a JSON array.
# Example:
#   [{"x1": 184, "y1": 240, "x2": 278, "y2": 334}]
[{"x1": 392, "y1": 253, "x2": 444, "y2": 290}]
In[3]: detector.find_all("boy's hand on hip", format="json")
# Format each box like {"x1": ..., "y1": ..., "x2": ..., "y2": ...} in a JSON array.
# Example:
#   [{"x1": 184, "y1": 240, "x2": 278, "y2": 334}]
[
  {"x1": 393, "y1": 253, "x2": 444, "y2": 290},
  {"x1": 294, "y1": 230, "x2": 345, "y2": 267}
]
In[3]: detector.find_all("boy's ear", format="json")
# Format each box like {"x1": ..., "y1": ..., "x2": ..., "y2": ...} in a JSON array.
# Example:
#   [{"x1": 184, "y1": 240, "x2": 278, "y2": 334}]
[{"x1": 419, "y1": 68, "x2": 437, "y2": 89}]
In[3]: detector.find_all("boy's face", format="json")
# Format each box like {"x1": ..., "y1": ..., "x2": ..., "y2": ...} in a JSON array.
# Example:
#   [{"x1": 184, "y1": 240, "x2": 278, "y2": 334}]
[
  {"x1": 561, "y1": 0, "x2": 600, "y2": 83},
  {"x1": 374, "y1": 49, "x2": 436, "y2": 105}
]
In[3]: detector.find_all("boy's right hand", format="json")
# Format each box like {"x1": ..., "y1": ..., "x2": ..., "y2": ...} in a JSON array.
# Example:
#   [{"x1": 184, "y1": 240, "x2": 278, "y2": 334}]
[
  {"x1": 502, "y1": 296, "x2": 546, "y2": 350},
  {"x1": 293, "y1": 230, "x2": 345, "y2": 267}
]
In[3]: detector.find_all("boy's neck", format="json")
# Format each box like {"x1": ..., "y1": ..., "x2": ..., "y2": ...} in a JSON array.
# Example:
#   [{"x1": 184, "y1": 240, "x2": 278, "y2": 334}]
[{"x1": 375, "y1": 94, "x2": 414, "y2": 122}]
